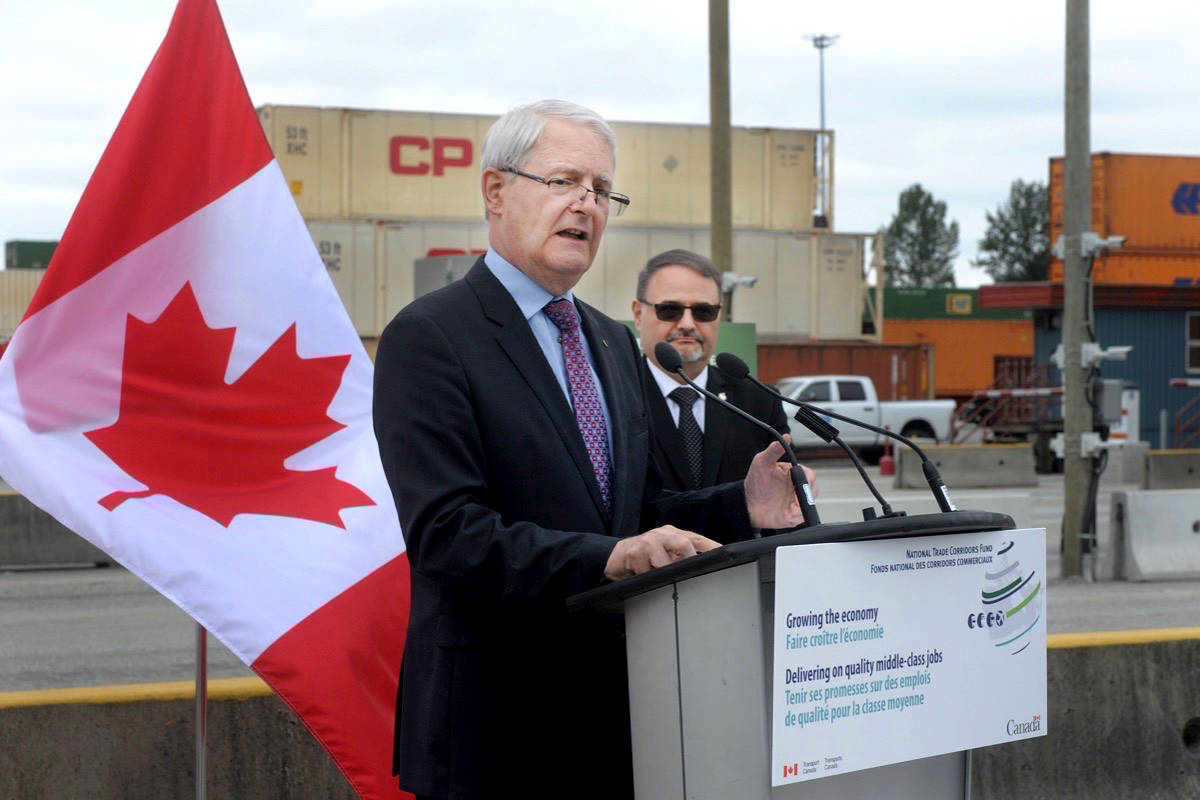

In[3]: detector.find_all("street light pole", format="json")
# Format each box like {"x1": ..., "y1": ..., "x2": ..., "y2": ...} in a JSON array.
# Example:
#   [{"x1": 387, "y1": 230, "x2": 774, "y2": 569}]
[{"x1": 805, "y1": 33, "x2": 839, "y2": 228}]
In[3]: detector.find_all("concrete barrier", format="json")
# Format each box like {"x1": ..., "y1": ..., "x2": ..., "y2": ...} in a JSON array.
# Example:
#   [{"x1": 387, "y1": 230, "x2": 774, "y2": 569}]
[
  {"x1": 817, "y1": 491, "x2": 1034, "y2": 530},
  {"x1": 1111, "y1": 489, "x2": 1200, "y2": 581},
  {"x1": 971, "y1": 632, "x2": 1200, "y2": 800},
  {"x1": 0, "y1": 489, "x2": 112, "y2": 567},
  {"x1": 1099, "y1": 441, "x2": 1149, "y2": 487},
  {"x1": 894, "y1": 444, "x2": 1037, "y2": 490},
  {"x1": 1144, "y1": 449, "x2": 1200, "y2": 490},
  {"x1": 0, "y1": 679, "x2": 355, "y2": 799},
  {"x1": 4, "y1": 632, "x2": 1197, "y2": 799}
]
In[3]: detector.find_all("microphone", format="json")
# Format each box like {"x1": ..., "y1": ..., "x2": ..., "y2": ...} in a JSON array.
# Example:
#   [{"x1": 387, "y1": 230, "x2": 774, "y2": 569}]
[
  {"x1": 654, "y1": 342, "x2": 820, "y2": 528},
  {"x1": 715, "y1": 352, "x2": 957, "y2": 514}
]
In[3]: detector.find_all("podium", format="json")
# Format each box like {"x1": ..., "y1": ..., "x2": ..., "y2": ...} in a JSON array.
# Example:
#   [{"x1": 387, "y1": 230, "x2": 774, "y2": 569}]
[{"x1": 568, "y1": 510, "x2": 1016, "y2": 800}]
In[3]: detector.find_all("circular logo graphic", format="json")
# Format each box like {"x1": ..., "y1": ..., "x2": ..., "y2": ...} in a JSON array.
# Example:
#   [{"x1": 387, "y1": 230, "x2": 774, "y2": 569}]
[{"x1": 980, "y1": 540, "x2": 1042, "y2": 655}]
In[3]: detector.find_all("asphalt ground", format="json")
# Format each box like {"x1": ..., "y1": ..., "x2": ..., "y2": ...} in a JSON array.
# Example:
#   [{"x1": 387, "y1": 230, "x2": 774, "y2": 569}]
[{"x1": 2, "y1": 463, "x2": 1197, "y2": 692}]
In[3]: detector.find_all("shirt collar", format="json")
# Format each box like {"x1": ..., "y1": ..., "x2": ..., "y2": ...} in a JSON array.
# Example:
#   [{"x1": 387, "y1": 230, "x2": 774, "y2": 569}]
[
  {"x1": 645, "y1": 356, "x2": 708, "y2": 399},
  {"x1": 484, "y1": 248, "x2": 574, "y2": 320}
]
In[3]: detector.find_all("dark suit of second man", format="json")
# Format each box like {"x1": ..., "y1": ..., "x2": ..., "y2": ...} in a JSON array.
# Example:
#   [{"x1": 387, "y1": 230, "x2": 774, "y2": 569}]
[{"x1": 632, "y1": 249, "x2": 789, "y2": 491}]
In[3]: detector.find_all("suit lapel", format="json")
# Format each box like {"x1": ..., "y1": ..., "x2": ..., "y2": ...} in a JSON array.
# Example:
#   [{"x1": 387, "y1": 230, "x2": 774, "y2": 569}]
[
  {"x1": 702, "y1": 368, "x2": 732, "y2": 486},
  {"x1": 466, "y1": 263, "x2": 610, "y2": 522}
]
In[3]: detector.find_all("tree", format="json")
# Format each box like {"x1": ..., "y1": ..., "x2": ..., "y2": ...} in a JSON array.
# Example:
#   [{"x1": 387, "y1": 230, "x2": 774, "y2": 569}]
[
  {"x1": 973, "y1": 179, "x2": 1050, "y2": 282},
  {"x1": 882, "y1": 183, "x2": 959, "y2": 287}
]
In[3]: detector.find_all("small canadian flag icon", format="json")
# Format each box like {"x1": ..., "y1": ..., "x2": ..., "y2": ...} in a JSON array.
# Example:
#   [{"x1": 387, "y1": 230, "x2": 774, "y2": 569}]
[{"x1": 783, "y1": 763, "x2": 800, "y2": 778}]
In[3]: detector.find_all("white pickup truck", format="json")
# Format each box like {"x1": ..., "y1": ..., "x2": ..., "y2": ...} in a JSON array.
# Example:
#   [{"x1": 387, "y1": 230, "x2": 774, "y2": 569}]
[{"x1": 775, "y1": 375, "x2": 955, "y2": 450}]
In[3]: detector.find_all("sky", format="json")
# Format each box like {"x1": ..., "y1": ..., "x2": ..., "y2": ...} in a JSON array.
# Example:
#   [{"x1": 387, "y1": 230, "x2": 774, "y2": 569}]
[{"x1": 2, "y1": 0, "x2": 1198, "y2": 287}]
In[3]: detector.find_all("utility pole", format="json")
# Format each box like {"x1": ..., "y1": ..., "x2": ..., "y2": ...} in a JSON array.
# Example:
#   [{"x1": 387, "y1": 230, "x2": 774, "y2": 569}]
[
  {"x1": 805, "y1": 33, "x2": 839, "y2": 228},
  {"x1": 1061, "y1": 0, "x2": 1091, "y2": 577},
  {"x1": 709, "y1": 0, "x2": 733, "y2": 319}
]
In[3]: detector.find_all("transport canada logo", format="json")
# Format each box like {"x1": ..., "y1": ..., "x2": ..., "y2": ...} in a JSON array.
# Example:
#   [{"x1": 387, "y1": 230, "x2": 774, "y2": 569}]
[{"x1": 972, "y1": 540, "x2": 1042, "y2": 655}]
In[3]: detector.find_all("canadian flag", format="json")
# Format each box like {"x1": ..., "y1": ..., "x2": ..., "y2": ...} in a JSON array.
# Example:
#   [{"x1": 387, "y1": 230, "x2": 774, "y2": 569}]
[{"x1": 0, "y1": 1, "x2": 408, "y2": 799}]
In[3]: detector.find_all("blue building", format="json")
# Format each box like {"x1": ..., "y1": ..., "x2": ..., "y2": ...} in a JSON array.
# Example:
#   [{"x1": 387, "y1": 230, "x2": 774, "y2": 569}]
[{"x1": 980, "y1": 283, "x2": 1200, "y2": 447}]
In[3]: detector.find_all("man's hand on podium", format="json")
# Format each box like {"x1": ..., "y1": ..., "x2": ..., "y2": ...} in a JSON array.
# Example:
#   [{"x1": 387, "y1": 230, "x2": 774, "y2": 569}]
[{"x1": 604, "y1": 526, "x2": 722, "y2": 581}]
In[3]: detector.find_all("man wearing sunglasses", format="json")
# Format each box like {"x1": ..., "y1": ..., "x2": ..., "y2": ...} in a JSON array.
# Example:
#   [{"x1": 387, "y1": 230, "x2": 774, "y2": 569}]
[
  {"x1": 633, "y1": 249, "x2": 791, "y2": 492},
  {"x1": 373, "y1": 100, "x2": 807, "y2": 800}
]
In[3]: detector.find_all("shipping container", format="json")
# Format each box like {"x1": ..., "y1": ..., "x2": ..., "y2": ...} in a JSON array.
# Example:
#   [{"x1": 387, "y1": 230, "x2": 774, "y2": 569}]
[
  {"x1": 756, "y1": 341, "x2": 934, "y2": 401},
  {"x1": 5, "y1": 240, "x2": 57, "y2": 270},
  {"x1": 0, "y1": 269, "x2": 45, "y2": 335},
  {"x1": 883, "y1": 287, "x2": 1029, "y2": 321},
  {"x1": 305, "y1": 219, "x2": 868, "y2": 339},
  {"x1": 879, "y1": 287, "x2": 1033, "y2": 398},
  {"x1": 883, "y1": 319, "x2": 1032, "y2": 398},
  {"x1": 259, "y1": 105, "x2": 825, "y2": 232},
  {"x1": 1049, "y1": 250, "x2": 1200, "y2": 284},
  {"x1": 1049, "y1": 152, "x2": 1200, "y2": 282}
]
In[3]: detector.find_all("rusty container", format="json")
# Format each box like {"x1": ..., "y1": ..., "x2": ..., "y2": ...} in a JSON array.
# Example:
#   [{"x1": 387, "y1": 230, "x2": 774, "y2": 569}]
[{"x1": 757, "y1": 340, "x2": 934, "y2": 401}]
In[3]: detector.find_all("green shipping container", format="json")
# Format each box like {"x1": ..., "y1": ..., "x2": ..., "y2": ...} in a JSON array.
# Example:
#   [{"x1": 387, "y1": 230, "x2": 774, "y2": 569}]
[
  {"x1": 5, "y1": 240, "x2": 58, "y2": 270},
  {"x1": 884, "y1": 287, "x2": 1030, "y2": 321}
]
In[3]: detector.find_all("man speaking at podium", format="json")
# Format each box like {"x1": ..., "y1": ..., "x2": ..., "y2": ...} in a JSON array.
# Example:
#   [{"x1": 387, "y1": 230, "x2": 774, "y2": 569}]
[
  {"x1": 632, "y1": 249, "x2": 790, "y2": 492},
  {"x1": 373, "y1": 99, "x2": 807, "y2": 800}
]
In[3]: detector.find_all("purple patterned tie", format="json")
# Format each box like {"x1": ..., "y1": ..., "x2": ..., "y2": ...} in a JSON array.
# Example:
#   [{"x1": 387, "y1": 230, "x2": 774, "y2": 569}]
[{"x1": 544, "y1": 298, "x2": 612, "y2": 510}]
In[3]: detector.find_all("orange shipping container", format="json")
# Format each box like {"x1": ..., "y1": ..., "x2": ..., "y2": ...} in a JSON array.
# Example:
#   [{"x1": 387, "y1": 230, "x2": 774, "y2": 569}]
[
  {"x1": 1050, "y1": 251, "x2": 1200, "y2": 284},
  {"x1": 1049, "y1": 152, "x2": 1200, "y2": 283},
  {"x1": 1050, "y1": 152, "x2": 1200, "y2": 249},
  {"x1": 882, "y1": 319, "x2": 1033, "y2": 398}
]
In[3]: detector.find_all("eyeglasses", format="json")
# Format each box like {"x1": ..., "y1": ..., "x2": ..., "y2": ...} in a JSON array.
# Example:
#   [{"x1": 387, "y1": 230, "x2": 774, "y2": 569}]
[
  {"x1": 502, "y1": 167, "x2": 631, "y2": 217},
  {"x1": 638, "y1": 300, "x2": 722, "y2": 323}
]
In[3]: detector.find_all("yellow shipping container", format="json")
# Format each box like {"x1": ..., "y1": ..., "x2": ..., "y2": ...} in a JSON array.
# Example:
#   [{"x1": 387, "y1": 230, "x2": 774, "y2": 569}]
[
  {"x1": 0, "y1": 269, "x2": 45, "y2": 337},
  {"x1": 303, "y1": 219, "x2": 864, "y2": 339},
  {"x1": 258, "y1": 105, "x2": 823, "y2": 231}
]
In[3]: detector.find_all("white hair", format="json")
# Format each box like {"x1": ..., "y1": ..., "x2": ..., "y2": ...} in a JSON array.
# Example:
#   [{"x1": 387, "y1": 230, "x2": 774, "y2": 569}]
[{"x1": 481, "y1": 99, "x2": 617, "y2": 174}]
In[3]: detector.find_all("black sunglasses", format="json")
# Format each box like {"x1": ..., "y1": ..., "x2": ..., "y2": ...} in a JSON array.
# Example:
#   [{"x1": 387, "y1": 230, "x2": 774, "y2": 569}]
[{"x1": 639, "y1": 300, "x2": 722, "y2": 323}]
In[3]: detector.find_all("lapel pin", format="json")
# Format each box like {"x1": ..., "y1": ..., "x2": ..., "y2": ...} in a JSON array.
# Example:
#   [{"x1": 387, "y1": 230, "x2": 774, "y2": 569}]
[{"x1": 718, "y1": 392, "x2": 727, "y2": 402}]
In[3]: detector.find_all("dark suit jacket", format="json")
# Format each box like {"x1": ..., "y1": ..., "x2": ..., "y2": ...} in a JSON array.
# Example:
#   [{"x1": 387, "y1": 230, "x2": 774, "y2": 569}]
[
  {"x1": 643, "y1": 359, "x2": 790, "y2": 491},
  {"x1": 372, "y1": 259, "x2": 756, "y2": 799}
]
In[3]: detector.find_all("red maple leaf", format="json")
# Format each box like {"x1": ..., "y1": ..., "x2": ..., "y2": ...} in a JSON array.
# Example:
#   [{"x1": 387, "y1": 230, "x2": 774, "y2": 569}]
[{"x1": 85, "y1": 282, "x2": 374, "y2": 528}]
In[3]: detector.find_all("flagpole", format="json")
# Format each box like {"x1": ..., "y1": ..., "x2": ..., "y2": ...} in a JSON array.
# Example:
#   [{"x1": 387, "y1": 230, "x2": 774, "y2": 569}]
[{"x1": 195, "y1": 623, "x2": 207, "y2": 800}]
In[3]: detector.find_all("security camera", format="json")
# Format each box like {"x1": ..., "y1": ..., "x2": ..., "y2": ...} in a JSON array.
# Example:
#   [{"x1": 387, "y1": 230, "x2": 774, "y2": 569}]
[{"x1": 721, "y1": 272, "x2": 758, "y2": 293}]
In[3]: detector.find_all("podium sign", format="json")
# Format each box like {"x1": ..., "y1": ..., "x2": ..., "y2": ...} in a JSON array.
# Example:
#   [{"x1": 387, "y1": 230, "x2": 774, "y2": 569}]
[{"x1": 771, "y1": 528, "x2": 1047, "y2": 786}]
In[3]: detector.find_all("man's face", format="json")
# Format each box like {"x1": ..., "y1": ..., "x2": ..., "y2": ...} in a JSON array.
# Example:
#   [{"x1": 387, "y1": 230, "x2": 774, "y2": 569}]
[
  {"x1": 483, "y1": 119, "x2": 614, "y2": 296},
  {"x1": 632, "y1": 264, "x2": 722, "y2": 381}
]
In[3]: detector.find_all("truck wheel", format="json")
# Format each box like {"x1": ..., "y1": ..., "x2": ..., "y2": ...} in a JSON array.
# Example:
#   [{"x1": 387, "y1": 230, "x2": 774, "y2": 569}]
[{"x1": 901, "y1": 421, "x2": 937, "y2": 443}]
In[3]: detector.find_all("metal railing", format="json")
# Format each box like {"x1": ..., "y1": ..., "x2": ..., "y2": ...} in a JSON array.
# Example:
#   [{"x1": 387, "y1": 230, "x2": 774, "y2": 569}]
[
  {"x1": 1170, "y1": 378, "x2": 1200, "y2": 448},
  {"x1": 951, "y1": 362, "x2": 1060, "y2": 444}
]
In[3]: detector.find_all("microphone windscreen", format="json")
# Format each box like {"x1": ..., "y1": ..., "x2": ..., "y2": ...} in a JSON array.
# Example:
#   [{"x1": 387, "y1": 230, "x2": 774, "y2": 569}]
[
  {"x1": 654, "y1": 341, "x2": 683, "y2": 373},
  {"x1": 715, "y1": 352, "x2": 750, "y2": 379}
]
